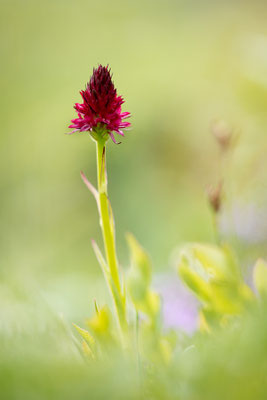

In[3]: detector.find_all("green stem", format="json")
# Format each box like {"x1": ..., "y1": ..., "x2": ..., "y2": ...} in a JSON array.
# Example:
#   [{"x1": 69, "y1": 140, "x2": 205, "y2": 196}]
[
  {"x1": 96, "y1": 139, "x2": 126, "y2": 330},
  {"x1": 212, "y1": 212, "x2": 220, "y2": 245}
]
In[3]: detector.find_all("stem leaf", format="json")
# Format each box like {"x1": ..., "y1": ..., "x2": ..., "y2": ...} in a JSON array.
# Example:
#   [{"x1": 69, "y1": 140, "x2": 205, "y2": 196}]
[{"x1": 80, "y1": 171, "x2": 100, "y2": 213}]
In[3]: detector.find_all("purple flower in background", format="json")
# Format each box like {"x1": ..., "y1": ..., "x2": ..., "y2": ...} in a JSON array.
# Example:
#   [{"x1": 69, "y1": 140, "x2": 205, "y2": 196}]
[
  {"x1": 69, "y1": 65, "x2": 131, "y2": 143},
  {"x1": 220, "y1": 202, "x2": 267, "y2": 244},
  {"x1": 154, "y1": 273, "x2": 199, "y2": 334}
]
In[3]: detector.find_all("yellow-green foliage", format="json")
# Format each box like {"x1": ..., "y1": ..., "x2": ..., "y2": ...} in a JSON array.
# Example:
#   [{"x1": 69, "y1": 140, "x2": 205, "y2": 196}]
[
  {"x1": 86, "y1": 305, "x2": 113, "y2": 341},
  {"x1": 177, "y1": 243, "x2": 254, "y2": 329},
  {"x1": 253, "y1": 259, "x2": 267, "y2": 297},
  {"x1": 126, "y1": 233, "x2": 160, "y2": 318}
]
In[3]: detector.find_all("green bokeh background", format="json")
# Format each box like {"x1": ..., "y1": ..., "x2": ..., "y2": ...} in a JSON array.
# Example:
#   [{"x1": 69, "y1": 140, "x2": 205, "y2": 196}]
[{"x1": 1, "y1": 0, "x2": 267, "y2": 398}]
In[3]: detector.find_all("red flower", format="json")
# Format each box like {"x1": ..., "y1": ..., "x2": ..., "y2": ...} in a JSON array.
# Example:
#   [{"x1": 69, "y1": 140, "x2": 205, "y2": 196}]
[{"x1": 69, "y1": 65, "x2": 131, "y2": 143}]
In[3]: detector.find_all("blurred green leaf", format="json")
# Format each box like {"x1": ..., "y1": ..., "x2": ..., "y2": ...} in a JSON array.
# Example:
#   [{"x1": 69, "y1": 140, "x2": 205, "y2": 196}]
[
  {"x1": 253, "y1": 258, "x2": 267, "y2": 297},
  {"x1": 73, "y1": 323, "x2": 95, "y2": 347},
  {"x1": 177, "y1": 243, "x2": 254, "y2": 323},
  {"x1": 86, "y1": 305, "x2": 113, "y2": 341},
  {"x1": 126, "y1": 232, "x2": 151, "y2": 286},
  {"x1": 126, "y1": 233, "x2": 160, "y2": 317}
]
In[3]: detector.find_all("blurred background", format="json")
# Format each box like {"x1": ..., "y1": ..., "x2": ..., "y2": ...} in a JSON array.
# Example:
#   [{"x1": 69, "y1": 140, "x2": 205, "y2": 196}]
[{"x1": 1, "y1": 0, "x2": 267, "y2": 397}]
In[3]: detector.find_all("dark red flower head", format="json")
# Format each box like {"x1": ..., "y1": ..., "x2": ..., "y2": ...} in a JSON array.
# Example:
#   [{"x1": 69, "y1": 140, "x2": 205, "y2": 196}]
[{"x1": 69, "y1": 65, "x2": 131, "y2": 143}]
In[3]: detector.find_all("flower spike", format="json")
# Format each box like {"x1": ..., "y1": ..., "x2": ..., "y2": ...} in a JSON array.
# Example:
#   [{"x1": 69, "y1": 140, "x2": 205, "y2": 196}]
[{"x1": 69, "y1": 65, "x2": 131, "y2": 142}]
